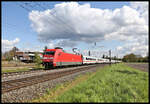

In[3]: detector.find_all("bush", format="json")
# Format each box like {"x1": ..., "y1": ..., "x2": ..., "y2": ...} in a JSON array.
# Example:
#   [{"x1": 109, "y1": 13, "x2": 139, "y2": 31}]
[{"x1": 34, "y1": 53, "x2": 42, "y2": 68}]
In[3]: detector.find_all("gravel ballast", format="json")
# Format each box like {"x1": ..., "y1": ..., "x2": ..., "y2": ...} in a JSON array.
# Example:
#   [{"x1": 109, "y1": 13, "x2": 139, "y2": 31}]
[
  {"x1": 2, "y1": 65, "x2": 92, "y2": 82},
  {"x1": 126, "y1": 63, "x2": 149, "y2": 72},
  {"x1": 2, "y1": 65, "x2": 106, "y2": 103}
]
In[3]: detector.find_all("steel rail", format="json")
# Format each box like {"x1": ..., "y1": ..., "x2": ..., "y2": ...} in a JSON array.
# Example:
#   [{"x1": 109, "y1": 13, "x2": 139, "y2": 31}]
[{"x1": 2, "y1": 64, "x2": 107, "y2": 94}]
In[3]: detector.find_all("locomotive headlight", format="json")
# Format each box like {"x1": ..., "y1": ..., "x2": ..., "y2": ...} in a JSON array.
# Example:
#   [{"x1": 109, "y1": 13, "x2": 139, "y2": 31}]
[
  {"x1": 49, "y1": 57, "x2": 53, "y2": 59},
  {"x1": 43, "y1": 57, "x2": 47, "y2": 59},
  {"x1": 43, "y1": 57, "x2": 53, "y2": 59}
]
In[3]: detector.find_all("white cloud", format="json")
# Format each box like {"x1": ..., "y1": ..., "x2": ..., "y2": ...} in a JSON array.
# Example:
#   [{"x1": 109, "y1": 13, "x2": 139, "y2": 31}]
[
  {"x1": 130, "y1": 2, "x2": 148, "y2": 24},
  {"x1": 29, "y1": 2, "x2": 148, "y2": 57},
  {"x1": 48, "y1": 43, "x2": 55, "y2": 49},
  {"x1": 29, "y1": 2, "x2": 116, "y2": 44},
  {"x1": 117, "y1": 40, "x2": 148, "y2": 57},
  {"x1": 2, "y1": 38, "x2": 20, "y2": 52},
  {"x1": 117, "y1": 46, "x2": 123, "y2": 51},
  {"x1": 20, "y1": 46, "x2": 44, "y2": 52}
]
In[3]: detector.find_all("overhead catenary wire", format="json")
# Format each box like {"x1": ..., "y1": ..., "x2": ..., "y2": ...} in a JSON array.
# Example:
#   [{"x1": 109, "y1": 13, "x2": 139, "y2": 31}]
[
  {"x1": 20, "y1": 2, "x2": 75, "y2": 38},
  {"x1": 30, "y1": 2, "x2": 74, "y2": 33},
  {"x1": 17, "y1": 2, "x2": 72, "y2": 42},
  {"x1": 19, "y1": 3, "x2": 31, "y2": 12},
  {"x1": 34, "y1": 2, "x2": 46, "y2": 10},
  {"x1": 34, "y1": 2, "x2": 76, "y2": 34}
]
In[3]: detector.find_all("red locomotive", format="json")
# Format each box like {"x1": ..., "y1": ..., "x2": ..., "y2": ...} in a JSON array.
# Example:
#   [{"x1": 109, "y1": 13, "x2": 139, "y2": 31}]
[{"x1": 42, "y1": 47, "x2": 83, "y2": 68}]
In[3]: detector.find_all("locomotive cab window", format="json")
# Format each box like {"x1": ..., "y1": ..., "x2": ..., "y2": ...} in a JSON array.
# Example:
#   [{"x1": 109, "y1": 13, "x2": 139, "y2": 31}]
[{"x1": 44, "y1": 51, "x2": 55, "y2": 55}]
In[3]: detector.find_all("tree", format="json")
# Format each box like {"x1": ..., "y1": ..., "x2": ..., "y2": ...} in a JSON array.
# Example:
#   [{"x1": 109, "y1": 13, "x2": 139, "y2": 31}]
[
  {"x1": 111, "y1": 56, "x2": 117, "y2": 60},
  {"x1": 3, "y1": 47, "x2": 19, "y2": 61},
  {"x1": 12, "y1": 46, "x2": 19, "y2": 52},
  {"x1": 3, "y1": 51, "x2": 13, "y2": 61},
  {"x1": 123, "y1": 53, "x2": 138, "y2": 62},
  {"x1": 114, "y1": 56, "x2": 117, "y2": 60},
  {"x1": 143, "y1": 55, "x2": 148, "y2": 62},
  {"x1": 34, "y1": 52, "x2": 42, "y2": 68},
  {"x1": 123, "y1": 53, "x2": 149, "y2": 63},
  {"x1": 105, "y1": 55, "x2": 109, "y2": 59},
  {"x1": 12, "y1": 46, "x2": 19, "y2": 55}
]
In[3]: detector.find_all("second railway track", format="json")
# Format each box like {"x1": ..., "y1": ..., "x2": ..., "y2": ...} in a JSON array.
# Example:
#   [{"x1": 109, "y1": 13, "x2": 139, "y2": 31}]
[
  {"x1": 2, "y1": 69, "x2": 45, "y2": 77},
  {"x1": 2, "y1": 64, "x2": 107, "y2": 94}
]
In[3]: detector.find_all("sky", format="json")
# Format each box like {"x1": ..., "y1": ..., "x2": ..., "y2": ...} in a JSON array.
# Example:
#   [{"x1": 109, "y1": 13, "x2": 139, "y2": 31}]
[{"x1": 2, "y1": 1, "x2": 149, "y2": 58}]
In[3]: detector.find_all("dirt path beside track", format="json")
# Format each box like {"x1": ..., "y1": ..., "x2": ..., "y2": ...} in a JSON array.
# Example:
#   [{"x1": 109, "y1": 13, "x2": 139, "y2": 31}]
[{"x1": 126, "y1": 63, "x2": 149, "y2": 72}]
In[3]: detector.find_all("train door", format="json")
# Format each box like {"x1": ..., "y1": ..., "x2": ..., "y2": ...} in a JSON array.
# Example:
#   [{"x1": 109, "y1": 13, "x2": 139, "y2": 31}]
[
  {"x1": 58, "y1": 52, "x2": 62, "y2": 66},
  {"x1": 81, "y1": 55, "x2": 84, "y2": 65}
]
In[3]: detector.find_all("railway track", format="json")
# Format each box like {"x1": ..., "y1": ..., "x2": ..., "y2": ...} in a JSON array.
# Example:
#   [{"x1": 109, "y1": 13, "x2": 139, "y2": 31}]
[
  {"x1": 2, "y1": 69, "x2": 45, "y2": 77},
  {"x1": 2, "y1": 65, "x2": 92, "y2": 77},
  {"x1": 2, "y1": 64, "x2": 107, "y2": 94}
]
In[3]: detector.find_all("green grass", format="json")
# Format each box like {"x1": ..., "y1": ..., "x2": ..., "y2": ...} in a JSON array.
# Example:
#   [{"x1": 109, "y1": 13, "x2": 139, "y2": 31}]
[
  {"x1": 125, "y1": 62, "x2": 148, "y2": 64},
  {"x1": 31, "y1": 63, "x2": 149, "y2": 103}
]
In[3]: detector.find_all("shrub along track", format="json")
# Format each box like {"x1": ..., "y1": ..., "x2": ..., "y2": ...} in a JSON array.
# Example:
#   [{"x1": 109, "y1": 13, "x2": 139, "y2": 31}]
[{"x1": 2, "y1": 64, "x2": 108, "y2": 94}]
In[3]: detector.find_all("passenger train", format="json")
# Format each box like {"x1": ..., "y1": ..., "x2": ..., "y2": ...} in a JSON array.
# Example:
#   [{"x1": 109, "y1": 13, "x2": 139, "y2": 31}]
[{"x1": 42, "y1": 47, "x2": 121, "y2": 69}]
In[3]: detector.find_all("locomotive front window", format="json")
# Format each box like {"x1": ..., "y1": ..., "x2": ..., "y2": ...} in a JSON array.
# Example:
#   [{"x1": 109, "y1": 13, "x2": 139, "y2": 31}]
[{"x1": 44, "y1": 51, "x2": 55, "y2": 55}]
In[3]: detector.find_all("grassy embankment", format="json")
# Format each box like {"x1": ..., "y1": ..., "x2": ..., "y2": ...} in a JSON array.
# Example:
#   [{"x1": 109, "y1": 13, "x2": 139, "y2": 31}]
[
  {"x1": 125, "y1": 62, "x2": 148, "y2": 64},
  {"x1": 31, "y1": 63, "x2": 148, "y2": 103}
]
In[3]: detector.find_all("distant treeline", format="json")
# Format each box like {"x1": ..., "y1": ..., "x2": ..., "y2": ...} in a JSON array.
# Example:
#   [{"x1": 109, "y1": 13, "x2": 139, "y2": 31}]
[
  {"x1": 122, "y1": 53, "x2": 149, "y2": 62},
  {"x1": 102, "y1": 53, "x2": 149, "y2": 62}
]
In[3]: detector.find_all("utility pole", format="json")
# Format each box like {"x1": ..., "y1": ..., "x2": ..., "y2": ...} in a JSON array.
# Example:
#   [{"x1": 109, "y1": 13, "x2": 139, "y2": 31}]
[
  {"x1": 109, "y1": 50, "x2": 111, "y2": 66},
  {"x1": 88, "y1": 50, "x2": 91, "y2": 56},
  {"x1": 117, "y1": 53, "x2": 118, "y2": 63},
  {"x1": 94, "y1": 42, "x2": 96, "y2": 46}
]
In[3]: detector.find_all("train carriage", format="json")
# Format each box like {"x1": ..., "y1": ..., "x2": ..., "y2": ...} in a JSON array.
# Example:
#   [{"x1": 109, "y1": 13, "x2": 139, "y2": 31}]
[
  {"x1": 82, "y1": 56, "x2": 97, "y2": 64},
  {"x1": 102, "y1": 58, "x2": 110, "y2": 63},
  {"x1": 111, "y1": 60, "x2": 116, "y2": 64},
  {"x1": 96, "y1": 58, "x2": 106, "y2": 64}
]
